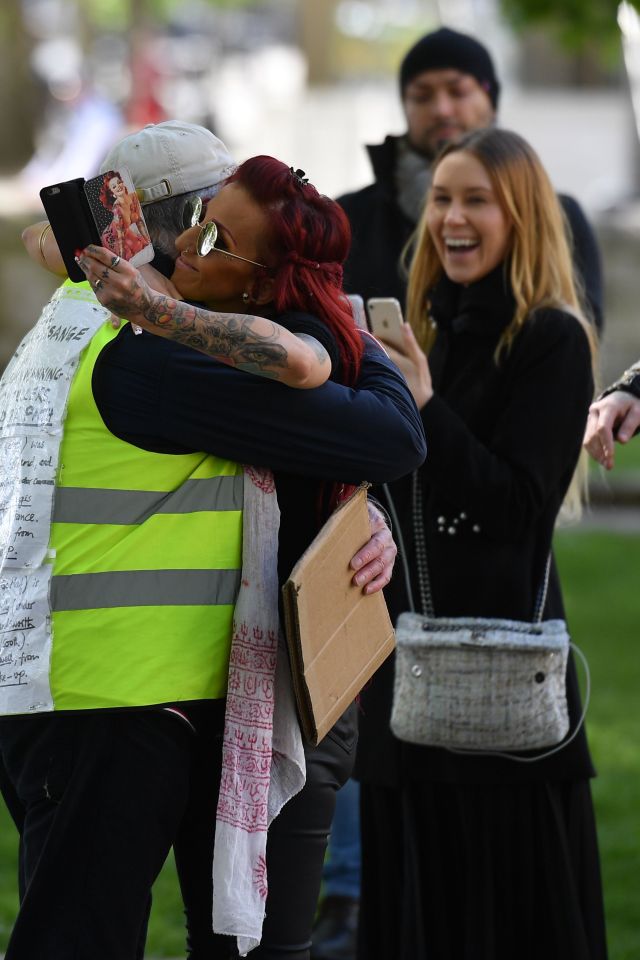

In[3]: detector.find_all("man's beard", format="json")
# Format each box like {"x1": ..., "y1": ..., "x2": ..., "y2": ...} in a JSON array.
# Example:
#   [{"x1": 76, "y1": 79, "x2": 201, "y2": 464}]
[{"x1": 410, "y1": 124, "x2": 465, "y2": 160}]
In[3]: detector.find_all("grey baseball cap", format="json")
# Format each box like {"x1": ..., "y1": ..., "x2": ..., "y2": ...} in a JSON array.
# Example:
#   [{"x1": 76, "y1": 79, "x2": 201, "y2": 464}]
[{"x1": 99, "y1": 120, "x2": 237, "y2": 204}]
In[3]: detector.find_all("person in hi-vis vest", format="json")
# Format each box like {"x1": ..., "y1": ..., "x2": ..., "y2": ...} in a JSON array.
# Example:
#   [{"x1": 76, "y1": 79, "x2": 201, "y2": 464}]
[{"x1": 0, "y1": 122, "x2": 425, "y2": 960}]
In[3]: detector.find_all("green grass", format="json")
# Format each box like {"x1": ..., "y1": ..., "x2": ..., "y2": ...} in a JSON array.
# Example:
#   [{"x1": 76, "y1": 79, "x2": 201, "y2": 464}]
[
  {"x1": 554, "y1": 530, "x2": 640, "y2": 960},
  {"x1": 0, "y1": 529, "x2": 639, "y2": 957},
  {"x1": 592, "y1": 435, "x2": 640, "y2": 474}
]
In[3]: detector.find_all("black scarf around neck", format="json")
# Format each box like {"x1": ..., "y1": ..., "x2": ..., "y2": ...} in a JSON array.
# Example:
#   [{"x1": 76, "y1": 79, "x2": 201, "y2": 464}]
[{"x1": 429, "y1": 264, "x2": 517, "y2": 338}]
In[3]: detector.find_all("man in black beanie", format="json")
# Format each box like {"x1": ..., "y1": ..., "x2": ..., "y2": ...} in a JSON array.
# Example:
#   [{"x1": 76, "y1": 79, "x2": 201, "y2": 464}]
[
  {"x1": 399, "y1": 27, "x2": 500, "y2": 155},
  {"x1": 336, "y1": 26, "x2": 603, "y2": 332}
]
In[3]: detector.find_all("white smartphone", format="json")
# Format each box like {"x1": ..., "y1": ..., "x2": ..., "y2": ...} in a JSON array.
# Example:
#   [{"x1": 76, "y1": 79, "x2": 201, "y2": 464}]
[
  {"x1": 347, "y1": 294, "x2": 368, "y2": 330},
  {"x1": 367, "y1": 297, "x2": 405, "y2": 350}
]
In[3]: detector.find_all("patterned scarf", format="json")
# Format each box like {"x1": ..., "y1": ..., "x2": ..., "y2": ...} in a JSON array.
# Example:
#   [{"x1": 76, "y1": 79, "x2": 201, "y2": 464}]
[{"x1": 212, "y1": 465, "x2": 306, "y2": 956}]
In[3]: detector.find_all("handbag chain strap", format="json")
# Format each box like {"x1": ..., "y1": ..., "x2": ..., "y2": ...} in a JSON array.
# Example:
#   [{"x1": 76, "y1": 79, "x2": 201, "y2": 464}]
[
  {"x1": 405, "y1": 471, "x2": 550, "y2": 622},
  {"x1": 384, "y1": 474, "x2": 590, "y2": 765},
  {"x1": 412, "y1": 470, "x2": 434, "y2": 617}
]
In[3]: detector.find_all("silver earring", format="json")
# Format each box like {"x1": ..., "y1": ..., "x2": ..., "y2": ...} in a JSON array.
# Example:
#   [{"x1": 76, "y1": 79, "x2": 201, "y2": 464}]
[{"x1": 242, "y1": 292, "x2": 250, "y2": 303}]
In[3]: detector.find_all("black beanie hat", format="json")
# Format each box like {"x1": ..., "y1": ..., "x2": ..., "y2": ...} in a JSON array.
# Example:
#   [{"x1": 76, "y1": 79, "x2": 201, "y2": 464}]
[{"x1": 399, "y1": 27, "x2": 500, "y2": 109}]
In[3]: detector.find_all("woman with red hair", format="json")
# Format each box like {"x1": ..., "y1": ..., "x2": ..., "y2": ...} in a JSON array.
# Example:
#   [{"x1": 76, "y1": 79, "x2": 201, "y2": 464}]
[
  {"x1": 80, "y1": 156, "x2": 363, "y2": 397},
  {"x1": 76, "y1": 158, "x2": 378, "y2": 960},
  {"x1": 222, "y1": 155, "x2": 364, "y2": 386}
]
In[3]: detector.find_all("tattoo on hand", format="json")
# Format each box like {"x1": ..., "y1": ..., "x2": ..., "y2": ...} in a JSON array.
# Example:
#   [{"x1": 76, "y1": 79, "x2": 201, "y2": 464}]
[{"x1": 101, "y1": 273, "x2": 151, "y2": 319}]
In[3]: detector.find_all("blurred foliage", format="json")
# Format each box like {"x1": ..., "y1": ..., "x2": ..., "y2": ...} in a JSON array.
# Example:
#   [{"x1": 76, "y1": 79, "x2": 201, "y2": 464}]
[
  {"x1": 335, "y1": 23, "x2": 438, "y2": 83},
  {"x1": 86, "y1": 0, "x2": 259, "y2": 29},
  {"x1": 500, "y1": 0, "x2": 635, "y2": 64},
  {"x1": 0, "y1": 0, "x2": 38, "y2": 167}
]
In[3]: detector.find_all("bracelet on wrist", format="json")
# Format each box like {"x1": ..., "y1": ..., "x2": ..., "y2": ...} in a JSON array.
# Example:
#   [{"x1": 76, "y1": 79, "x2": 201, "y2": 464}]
[{"x1": 38, "y1": 222, "x2": 52, "y2": 266}]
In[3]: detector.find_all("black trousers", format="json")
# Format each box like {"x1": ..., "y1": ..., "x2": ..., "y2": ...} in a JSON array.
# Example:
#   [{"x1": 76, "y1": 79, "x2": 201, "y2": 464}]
[
  {"x1": 0, "y1": 701, "x2": 356, "y2": 960},
  {"x1": 174, "y1": 702, "x2": 358, "y2": 960},
  {"x1": 0, "y1": 708, "x2": 204, "y2": 960}
]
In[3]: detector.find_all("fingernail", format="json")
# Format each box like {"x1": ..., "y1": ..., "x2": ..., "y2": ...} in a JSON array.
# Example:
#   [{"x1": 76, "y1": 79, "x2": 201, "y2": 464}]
[
  {"x1": 354, "y1": 573, "x2": 365, "y2": 585},
  {"x1": 74, "y1": 249, "x2": 82, "y2": 258},
  {"x1": 352, "y1": 557, "x2": 362, "y2": 569}
]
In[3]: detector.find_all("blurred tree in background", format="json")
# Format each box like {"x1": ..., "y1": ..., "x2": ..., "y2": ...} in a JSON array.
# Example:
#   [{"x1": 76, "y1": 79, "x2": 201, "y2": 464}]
[
  {"x1": 0, "y1": 0, "x2": 38, "y2": 170},
  {"x1": 1, "y1": 0, "x2": 639, "y2": 176},
  {"x1": 501, "y1": 0, "x2": 635, "y2": 62},
  {"x1": 0, "y1": 0, "x2": 261, "y2": 172}
]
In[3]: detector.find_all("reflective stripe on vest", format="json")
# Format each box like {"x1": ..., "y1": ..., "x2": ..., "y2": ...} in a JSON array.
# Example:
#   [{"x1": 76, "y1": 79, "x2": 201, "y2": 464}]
[
  {"x1": 53, "y1": 476, "x2": 243, "y2": 524},
  {"x1": 48, "y1": 320, "x2": 243, "y2": 711},
  {"x1": 51, "y1": 568, "x2": 241, "y2": 610}
]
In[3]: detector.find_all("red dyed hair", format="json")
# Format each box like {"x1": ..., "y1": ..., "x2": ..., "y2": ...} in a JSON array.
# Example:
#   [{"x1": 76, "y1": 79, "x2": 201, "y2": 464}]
[{"x1": 228, "y1": 156, "x2": 363, "y2": 387}]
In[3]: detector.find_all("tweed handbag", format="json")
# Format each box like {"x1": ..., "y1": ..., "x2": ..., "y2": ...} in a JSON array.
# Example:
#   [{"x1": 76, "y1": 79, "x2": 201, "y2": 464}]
[{"x1": 385, "y1": 475, "x2": 588, "y2": 760}]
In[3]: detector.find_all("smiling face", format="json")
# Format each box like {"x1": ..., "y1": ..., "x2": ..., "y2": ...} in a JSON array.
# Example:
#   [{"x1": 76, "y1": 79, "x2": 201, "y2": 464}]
[
  {"x1": 171, "y1": 182, "x2": 272, "y2": 311},
  {"x1": 109, "y1": 176, "x2": 126, "y2": 199},
  {"x1": 426, "y1": 150, "x2": 512, "y2": 286},
  {"x1": 402, "y1": 69, "x2": 495, "y2": 158}
]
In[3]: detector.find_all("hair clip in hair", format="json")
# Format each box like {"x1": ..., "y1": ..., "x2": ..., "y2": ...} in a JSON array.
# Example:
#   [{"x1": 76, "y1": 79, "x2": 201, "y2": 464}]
[{"x1": 289, "y1": 167, "x2": 309, "y2": 186}]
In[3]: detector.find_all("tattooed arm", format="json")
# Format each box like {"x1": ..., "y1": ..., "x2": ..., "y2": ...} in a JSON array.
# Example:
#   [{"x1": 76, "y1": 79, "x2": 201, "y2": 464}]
[{"x1": 76, "y1": 244, "x2": 331, "y2": 388}]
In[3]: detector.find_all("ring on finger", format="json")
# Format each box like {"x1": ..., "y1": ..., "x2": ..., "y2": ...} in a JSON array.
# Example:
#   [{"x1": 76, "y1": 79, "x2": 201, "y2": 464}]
[
  {"x1": 94, "y1": 278, "x2": 103, "y2": 290},
  {"x1": 111, "y1": 255, "x2": 121, "y2": 268}
]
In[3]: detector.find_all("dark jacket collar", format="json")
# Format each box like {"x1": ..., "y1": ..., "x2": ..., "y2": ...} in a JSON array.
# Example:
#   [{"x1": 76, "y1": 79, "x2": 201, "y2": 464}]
[
  {"x1": 366, "y1": 135, "x2": 401, "y2": 193},
  {"x1": 429, "y1": 265, "x2": 516, "y2": 337}
]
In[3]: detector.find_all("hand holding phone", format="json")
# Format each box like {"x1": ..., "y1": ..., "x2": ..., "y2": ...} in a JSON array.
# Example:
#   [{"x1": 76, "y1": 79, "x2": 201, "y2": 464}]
[
  {"x1": 369, "y1": 296, "x2": 434, "y2": 407},
  {"x1": 367, "y1": 297, "x2": 406, "y2": 351},
  {"x1": 39, "y1": 167, "x2": 154, "y2": 284}
]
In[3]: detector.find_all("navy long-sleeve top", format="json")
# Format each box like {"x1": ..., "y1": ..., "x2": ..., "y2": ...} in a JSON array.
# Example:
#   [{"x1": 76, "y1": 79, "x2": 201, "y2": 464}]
[{"x1": 92, "y1": 312, "x2": 426, "y2": 581}]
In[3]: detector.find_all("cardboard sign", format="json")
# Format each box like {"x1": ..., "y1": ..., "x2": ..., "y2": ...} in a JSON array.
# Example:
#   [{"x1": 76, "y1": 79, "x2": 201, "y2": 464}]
[{"x1": 282, "y1": 484, "x2": 395, "y2": 745}]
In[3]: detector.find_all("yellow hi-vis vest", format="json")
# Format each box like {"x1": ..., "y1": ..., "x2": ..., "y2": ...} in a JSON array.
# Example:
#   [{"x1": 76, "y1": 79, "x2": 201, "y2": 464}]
[{"x1": 48, "y1": 320, "x2": 243, "y2": 710}]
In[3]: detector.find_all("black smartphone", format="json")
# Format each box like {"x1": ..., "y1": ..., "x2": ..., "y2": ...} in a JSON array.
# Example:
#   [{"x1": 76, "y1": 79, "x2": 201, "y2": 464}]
[{"x1": 39, "y1": 178, "x2": 101, "y2": 282}]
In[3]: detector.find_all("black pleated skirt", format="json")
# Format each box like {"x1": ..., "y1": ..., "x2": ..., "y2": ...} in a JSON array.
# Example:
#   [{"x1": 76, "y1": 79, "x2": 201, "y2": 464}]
[{"x1": 358, "y1": 778, "x2": 608, "y2": 960}]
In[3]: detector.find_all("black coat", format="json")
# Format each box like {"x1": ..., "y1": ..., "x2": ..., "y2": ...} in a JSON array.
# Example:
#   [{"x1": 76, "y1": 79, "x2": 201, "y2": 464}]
[
  {"x1": 338, "y1": 135, "x2": 604, "y2": 331},
  {"x1": 356, "y1": 268, "x2": 596, "y2": 786}
]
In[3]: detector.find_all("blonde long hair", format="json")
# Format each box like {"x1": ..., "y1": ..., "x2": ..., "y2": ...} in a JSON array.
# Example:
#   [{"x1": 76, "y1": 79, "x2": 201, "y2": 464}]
[{"x1": 405, "y1": 128, "x2": 598, "y2": 520}]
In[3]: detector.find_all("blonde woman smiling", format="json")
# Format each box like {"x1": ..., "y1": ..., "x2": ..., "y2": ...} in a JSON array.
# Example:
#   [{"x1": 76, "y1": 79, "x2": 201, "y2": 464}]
[{"x1": 356, "y1": 128, "x2": 606, "y2": 960}]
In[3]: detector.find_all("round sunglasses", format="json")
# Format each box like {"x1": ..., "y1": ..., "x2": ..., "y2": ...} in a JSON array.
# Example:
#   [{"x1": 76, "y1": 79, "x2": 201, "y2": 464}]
[{"x1": 181, "y1": 196, "x2": 267, "y2": 268}]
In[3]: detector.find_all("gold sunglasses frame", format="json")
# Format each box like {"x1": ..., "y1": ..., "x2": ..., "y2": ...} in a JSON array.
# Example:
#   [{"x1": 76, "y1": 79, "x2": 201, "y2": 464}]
[{"x1": 182, "y1": 196, "x2": 267, "y2": 269}]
